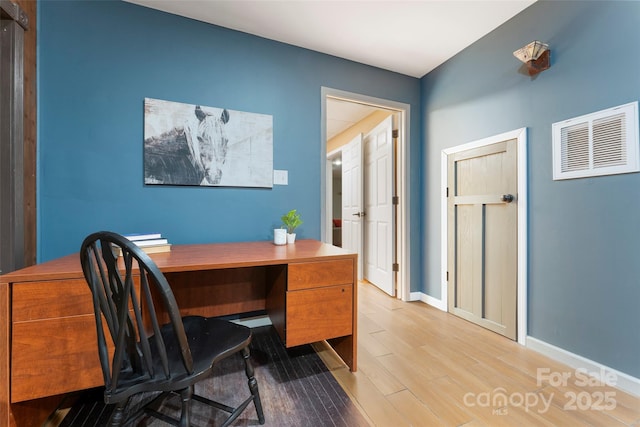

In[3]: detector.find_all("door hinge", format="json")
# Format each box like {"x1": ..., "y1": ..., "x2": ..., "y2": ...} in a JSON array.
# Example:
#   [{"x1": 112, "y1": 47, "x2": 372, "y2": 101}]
[
  {"x1": 446, "y1": 187, "x2": 449, "y2": 197},
  {"x1": 446, "y1": 271, "x2": 449, "y2": 281},
  {"x1": 392, "y1": 195, "x2": 399, "y2": 205},
  {"x1": 393, "y1": 263, "x2": 399, "y2": 272},
  {"x1": 392, "y1": 129, "x2": 399, "y2": 139}
]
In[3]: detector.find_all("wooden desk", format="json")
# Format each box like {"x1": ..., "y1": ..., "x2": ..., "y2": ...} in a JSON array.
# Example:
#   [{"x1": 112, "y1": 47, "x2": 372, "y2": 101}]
[{"x1": 0, "y1": 239, "x2": 357, "y2": 426}]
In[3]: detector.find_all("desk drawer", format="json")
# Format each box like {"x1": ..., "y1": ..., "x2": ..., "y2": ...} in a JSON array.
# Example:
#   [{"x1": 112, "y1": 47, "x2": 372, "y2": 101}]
[
  {"x1": 288, "y1": 259, "x2": 354, "y2": 291},
  {"x1": 286, "y1": 284, "x2": 352, "y2": 347},
  {"x1": 12, "y1": 315, "x2": 106, "y2": 402},
  {"x1": 13, "y1": 279, "x2": 93, "y2": 321},
  {"x1": 11, "y1": 278, "x2": 130, "y2": 402}
]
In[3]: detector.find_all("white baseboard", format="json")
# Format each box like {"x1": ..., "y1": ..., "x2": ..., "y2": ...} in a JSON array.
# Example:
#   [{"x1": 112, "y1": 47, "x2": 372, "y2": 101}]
[
  {"x1": 408, "y1": 291, "x2": 421, "y2": 301},
  {"x1": 526, "y1": 336, "x2": 640, "y2": 397},
  {"x1": 412, "y1": 291, "x2": 447, "y2": 311}
]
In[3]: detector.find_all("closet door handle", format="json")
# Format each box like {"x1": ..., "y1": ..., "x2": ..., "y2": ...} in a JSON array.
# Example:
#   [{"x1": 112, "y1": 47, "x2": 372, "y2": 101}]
[{"x1": 501, "y1": 194, "x2": 514, "y2": 203}]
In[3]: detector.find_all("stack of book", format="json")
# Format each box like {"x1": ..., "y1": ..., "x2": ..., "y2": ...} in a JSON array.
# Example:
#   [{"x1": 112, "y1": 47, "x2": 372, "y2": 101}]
[{"x1": 122, "y1": 232, "x2": 171, "y2": 254}]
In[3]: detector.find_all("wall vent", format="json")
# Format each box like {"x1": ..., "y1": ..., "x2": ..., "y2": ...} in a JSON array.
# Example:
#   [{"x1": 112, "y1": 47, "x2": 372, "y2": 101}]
[{"x1": 552, "y1": 101, "x2": 639, "y2": 180}]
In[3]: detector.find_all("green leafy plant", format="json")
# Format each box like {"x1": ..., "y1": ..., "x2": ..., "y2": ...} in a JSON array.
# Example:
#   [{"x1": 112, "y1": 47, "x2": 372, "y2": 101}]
[{"x1": 281, "y1": 209, "x2": 303, "y2": 234}]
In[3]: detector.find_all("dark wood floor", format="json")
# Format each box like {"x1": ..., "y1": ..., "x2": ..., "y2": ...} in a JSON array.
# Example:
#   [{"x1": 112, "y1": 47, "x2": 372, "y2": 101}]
[{"x1": 57, "y1": 326, "x2": 368, "y2": 426}]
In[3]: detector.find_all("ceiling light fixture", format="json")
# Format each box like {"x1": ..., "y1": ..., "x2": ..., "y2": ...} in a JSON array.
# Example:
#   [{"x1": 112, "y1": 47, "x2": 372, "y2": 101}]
[{"x1": 513, "y1": 41, "x2": 550, "y2": 76}]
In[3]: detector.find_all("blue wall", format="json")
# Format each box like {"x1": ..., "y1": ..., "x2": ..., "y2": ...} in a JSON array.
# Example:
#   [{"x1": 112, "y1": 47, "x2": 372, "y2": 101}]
[
  {"x1": 39, "y1": 0, "x2": 639, "y2": 380},
  {"x1": 420, "y1": 0, "x2": 640, "y2": 378},
  {"x1": 38, "y1": 0, "x2": 421, "y2": 290}
]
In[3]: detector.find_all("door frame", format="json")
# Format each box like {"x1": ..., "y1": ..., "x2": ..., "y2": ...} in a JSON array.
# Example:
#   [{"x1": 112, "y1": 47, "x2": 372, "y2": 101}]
[
  {"x1": 321, "y1": 87, "x2": 411, "y2": 301},
  {"x1": 441, "y1": 128, "x2": 528, "y2": 344}
]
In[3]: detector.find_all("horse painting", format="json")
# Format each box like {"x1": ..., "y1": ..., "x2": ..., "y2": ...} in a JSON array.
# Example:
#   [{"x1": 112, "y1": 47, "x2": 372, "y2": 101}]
[
  {"x1": 143, "y1": 98, "x2": 273, "y2": 188},
  {"x1": 144, "y1": 105, "x2": 230, "y2": 186},
  {"x1": 185, "y1": 106, "x2": 230, "y2": 185}
]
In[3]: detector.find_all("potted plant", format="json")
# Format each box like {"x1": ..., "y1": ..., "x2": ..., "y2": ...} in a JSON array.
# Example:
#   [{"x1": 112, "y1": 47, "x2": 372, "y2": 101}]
[{"x1": 281, "y1": 209, "x2": 303, "y2": 243}]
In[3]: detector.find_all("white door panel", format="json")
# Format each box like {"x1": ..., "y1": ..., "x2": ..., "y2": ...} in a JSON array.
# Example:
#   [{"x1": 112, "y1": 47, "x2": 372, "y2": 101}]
[
  {"x1": 364, "y1": 116, "x2": 395, "y2": 296},
  {"x1": 342, "y1": 134, "x2": 363, "y2": 279}
]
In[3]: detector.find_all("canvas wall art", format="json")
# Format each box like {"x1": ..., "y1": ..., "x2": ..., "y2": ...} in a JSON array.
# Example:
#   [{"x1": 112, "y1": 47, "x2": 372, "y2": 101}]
[{"x1": 144, "y1": 98, "x2": 273, "y2": 188}]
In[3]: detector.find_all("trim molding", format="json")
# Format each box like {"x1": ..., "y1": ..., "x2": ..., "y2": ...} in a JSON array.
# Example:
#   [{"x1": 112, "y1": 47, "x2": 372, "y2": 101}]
[
  {"x1": 412, "y1": 291, "x2": 447, "y2": 311},
  {"x1": 527, "y1": 336, "x2": 640, "y2": 397}
]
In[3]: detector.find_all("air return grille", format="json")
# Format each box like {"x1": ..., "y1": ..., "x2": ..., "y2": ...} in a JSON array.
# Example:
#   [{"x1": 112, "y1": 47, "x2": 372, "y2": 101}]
[{"x1": 553, "y1": 102, "x2": 639, "y2": 180}]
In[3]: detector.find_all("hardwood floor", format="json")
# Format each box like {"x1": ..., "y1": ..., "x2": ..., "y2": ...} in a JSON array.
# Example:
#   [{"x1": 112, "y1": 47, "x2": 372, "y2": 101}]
[
  {"x1": 51, "y1": 326, "x2": 367, "y2": 427},
  {"x1": 314, "y1": 281, "x2": 640, "y2": 427}
]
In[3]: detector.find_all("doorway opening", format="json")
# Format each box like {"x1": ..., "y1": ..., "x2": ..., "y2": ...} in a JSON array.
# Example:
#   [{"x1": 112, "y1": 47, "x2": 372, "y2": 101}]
[{"x1": 321, "y1": 87, "x2": 411, "y2": 301}]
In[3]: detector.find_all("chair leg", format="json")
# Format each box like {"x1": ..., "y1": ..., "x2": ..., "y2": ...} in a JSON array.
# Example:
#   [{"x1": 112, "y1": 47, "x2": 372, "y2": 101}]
[
  {"x1": 109, "y1": 401, "x2": 127, "y2": 427},
  {"x1": 179, "y1": 386, "x2": 193, "y2": 427},
  {"x1": 242, "y1": 346, "x2": 265, "y2": 424}
]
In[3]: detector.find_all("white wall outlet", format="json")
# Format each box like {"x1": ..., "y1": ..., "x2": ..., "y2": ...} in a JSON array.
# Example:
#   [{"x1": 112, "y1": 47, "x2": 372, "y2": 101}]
[{"x1": 273, "y1": 170, "x2": 288, "y2": 185}]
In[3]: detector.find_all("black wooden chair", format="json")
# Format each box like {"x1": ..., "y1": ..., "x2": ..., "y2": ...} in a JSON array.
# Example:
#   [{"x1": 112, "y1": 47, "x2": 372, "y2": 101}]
[{"x1": 80, "y1": 231, "x2": 265, "y2": 427}]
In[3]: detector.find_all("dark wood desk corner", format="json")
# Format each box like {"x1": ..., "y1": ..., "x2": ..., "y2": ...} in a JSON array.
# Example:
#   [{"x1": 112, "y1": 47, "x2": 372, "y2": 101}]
[{"x1": 0, "y1": 239, "x2": 357, "y2": 426}]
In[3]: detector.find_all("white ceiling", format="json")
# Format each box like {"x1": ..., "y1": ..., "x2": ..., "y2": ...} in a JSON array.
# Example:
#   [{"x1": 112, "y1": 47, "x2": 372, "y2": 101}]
[
  {"x1": 126, "y1": 0, "x2": 535, "y2": 78},
  {"x1": 326, "y1": 99, "x2": 385, "y2": 141},
  {"x1": 126, "y1": 0, "x2": 536, "y2": 138}
]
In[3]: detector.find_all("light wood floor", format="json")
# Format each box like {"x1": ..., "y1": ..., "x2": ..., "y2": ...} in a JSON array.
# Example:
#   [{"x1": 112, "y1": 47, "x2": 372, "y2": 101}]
[{"x1": 315, "y1": 281, "x2": 640, "y2": 427}]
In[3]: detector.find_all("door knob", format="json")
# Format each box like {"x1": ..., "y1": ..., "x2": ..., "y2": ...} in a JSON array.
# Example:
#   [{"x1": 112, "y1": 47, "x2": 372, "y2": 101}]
[{"x1": 501, "y1": 194, "x2": 514, "y2": 203}]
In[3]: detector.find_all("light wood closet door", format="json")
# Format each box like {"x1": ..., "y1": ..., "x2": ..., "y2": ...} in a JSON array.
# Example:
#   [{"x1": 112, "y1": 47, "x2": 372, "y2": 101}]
[{"x1": 447, "y1": 139, "x2": 517, "y2": 340}]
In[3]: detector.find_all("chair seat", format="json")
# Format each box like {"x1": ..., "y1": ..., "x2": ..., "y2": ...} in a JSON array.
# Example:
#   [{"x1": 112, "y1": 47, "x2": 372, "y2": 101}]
[
  {"x1": 181, "y1": 316, "x2": 252, "y2": 372},
  {"x1": 107, "y1": 316, "x2": 252, "y2": 402}
]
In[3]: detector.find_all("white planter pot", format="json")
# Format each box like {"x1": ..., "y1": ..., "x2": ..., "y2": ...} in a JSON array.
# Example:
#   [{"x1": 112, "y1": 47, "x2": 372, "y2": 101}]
[
  {"x1": 273, "y1": 229, "x2": 287, "y2": 245},
  {"x1": 287, "y1": 233, "x2": 296, "y2": 244}
]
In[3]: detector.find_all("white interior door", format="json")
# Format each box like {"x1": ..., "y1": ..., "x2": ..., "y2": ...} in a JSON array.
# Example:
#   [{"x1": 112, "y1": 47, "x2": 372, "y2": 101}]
[
  {"x1": 364, "y1": 116, "x2": 395, "y2": 296},
  {"x1": 342, "y1": 134, "x2": 364, "y2": 279}
]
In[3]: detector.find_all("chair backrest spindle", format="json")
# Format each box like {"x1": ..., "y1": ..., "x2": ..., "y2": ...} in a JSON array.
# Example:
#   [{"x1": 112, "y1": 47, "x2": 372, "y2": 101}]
[{"x1": 80, "y1": 232, "x2": 194, "y2": 399}]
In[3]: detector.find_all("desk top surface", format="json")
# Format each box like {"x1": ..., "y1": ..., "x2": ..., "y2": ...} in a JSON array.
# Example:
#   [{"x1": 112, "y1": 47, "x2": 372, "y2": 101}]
[{"x1": 1, "y1": 240, "x2": 356, "y2": 284}]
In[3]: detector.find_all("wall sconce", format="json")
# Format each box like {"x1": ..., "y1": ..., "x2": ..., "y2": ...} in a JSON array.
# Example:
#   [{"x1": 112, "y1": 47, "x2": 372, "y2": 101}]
[{"x1": 513, "y1": 41, "x2": 550, "y2": 76}]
